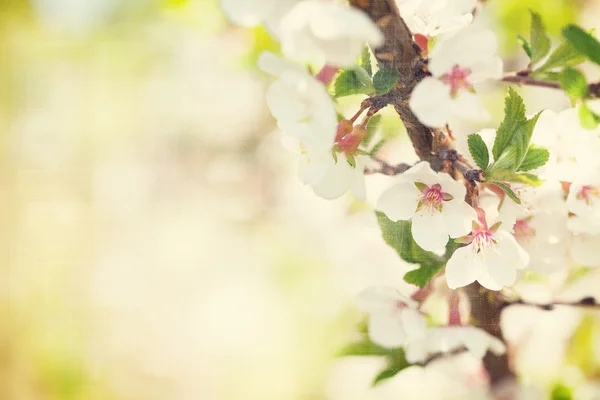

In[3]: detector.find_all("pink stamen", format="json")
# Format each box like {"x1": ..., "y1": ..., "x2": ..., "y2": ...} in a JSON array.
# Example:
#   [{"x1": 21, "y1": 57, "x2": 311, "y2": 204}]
[
  {"x1": 417, "y1": 185, "x2": 445, "y2": 214},
  {"x1": 513, "y1": 218, "x2": 535, "y2": 242},
  {"x1": 577, "y1": 185, "x2": 599, "y2": 205},
  {"x1": 471, "y1": 229, "x2": 493, "y2": 254},
  {"x1": 441, "y1": 65, "x2": 473, "y2": 97}
]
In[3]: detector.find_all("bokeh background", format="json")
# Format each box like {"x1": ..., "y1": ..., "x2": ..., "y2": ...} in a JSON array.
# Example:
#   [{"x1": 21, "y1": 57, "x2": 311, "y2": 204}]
[{"x1": 1, "y1": 0, "x2": 599, "y2": 399}]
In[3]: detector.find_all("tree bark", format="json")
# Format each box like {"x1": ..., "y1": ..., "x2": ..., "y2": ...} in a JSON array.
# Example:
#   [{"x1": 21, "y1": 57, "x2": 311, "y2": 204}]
[{"x1": 349, "y1": 0, "x2": 514, "y2": 386}]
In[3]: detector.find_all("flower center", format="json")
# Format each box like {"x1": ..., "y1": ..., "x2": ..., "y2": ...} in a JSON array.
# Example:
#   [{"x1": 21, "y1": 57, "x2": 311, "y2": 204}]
[
  {"x1": 471, "y1": 229, "x2": 494, "y2": 254},
  {"x1": 576, "y1": 185, "x2": 599, "y2": 205},
  {"x1": 441, "y1": 65, "x2": 473, "y2": 97},
  {"x1": 513, "y1": 218, "x2": 535, "y2": 243},
  {"x1": 415, "y1": 183, "x2": 453, "y2": 214}
]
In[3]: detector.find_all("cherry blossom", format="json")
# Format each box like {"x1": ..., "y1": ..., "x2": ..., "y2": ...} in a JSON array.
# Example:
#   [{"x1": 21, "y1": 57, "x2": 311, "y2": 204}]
[
  {"x1": 297, "y1": 145, "x2": 367, "y2": 201},
  {"x1": 445, "y1": 215, "x2": 530, "y2": 290},
  {"x1": 571, "y1": 233, "x2": 600, "y2": 268},
  {"x1": 219, "y1": 0, "x2": 298, "y2": 36},
  {"x1": 355, "y1": 286, "x2": 427, "y2": 349},
  {"x1": 566, "y1": 182, "x2": 600, "y2": 235},
  {"x1": 409, "y1": 26, "x2": 503, "y2": 127},
  {"x1": 377, "y1": 161, "x2": 477, "y2": 254},
  {"x1": 531, "y1": 108, "x2": 600, "y2": 183},
  {"x1": 259, "y1": 52, "x2": 367, "y2": 200},
  {"x1": 395, "y1": 0, "x2": 477, "y2": 39},
  {"x1": 404, "y1": 326, "x2": 506, "y2": 363},
  {"x1": 279, "y1": 0, "x2": 383, "y2": 67},
  {"x1": 258, "y1": 52, "x2": 337, "y2": 151}
]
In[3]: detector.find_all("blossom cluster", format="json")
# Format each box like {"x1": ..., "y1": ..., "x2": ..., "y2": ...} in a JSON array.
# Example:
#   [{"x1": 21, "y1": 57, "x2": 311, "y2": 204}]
[{"x1": 220, "y1": 0, "x2": 600, "y2": 385}]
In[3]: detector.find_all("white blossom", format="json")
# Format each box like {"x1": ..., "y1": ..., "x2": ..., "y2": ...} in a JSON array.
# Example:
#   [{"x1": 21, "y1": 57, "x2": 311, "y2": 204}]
[
  {"x1": 395, "y1": 0, "x2": 477, "y2": 38},
  {"x1": 279, "y1": 0, "x2": 383, "y2": 67},
  {"x1": 220, "y1": 0, "x2": 298, "y2": 36},
  {"x1": 566, "y1": 182, "x2": 600, "y2": 235},
  {"x1": 409, "y1": 26, "x2": 503, "y2": 127},
  {"x1": 297, "y1": 147, "x2": 367, "y2": 201},
  {"x1": 404, "y1": 326, "x2": 506, "y2": 363},
  {"x1": 571, "y1": 233, "x2": 600, "y2": 268},
  {"x1": 445, "y1": 214, "x2": 530, "y2": 290},
  {"x1": 259, "y1": 52, "x2": 337, "y2": 152},
  {"x1": 259, "y1": 52, "x2": 367, "y2": 200},
  {"x1": 377, "y1": 161, "x2": 477, "y2": 254},
  {"x1": 355, "y1": 287, "x2": 427, "y2": 349},
  {"x1": 531, "y1": 108, "x2": 600, "y2": 183}
]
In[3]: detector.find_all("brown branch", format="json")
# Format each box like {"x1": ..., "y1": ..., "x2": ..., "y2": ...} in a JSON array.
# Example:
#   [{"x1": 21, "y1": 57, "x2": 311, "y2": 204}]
[
  {"x1": 465, "y1": 283, "x2": 514, "y2": 385},
  {"x1": 500, "y1": 296, "x2": 600, "y2": 311},
  {"x1": 349, "y1": 0, "x2": 513, "y2": 385},
  {"x1": 502, "y1": 73, "x2": 600, "y2": 99},
  {"x1": 364, "y1": 159, "x2": 411, "y2": 175},
  {"x1": 501, "y1": 74, "x2": 561, "y2": 90},
  {"x1": 349, "y1": 0, "x2": 438, "y2": 163}
]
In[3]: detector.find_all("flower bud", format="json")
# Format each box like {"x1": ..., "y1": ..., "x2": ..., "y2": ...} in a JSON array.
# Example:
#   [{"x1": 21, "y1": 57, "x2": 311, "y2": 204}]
[
  {"x1": 335, "y1": 119, "x2": 354, "y2": 143},
  {"x1": 338, "y1": 125, "x2": 368, "y2": 155}
]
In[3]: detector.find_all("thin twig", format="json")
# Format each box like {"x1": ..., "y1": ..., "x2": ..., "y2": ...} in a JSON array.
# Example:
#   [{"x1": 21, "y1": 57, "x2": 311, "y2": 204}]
[
  {"x1": 500, "y1": 297, "x2": 600, "y2": 311},
  {"x1": 502, "y1": 73, "x2": 600, "y2": 98}
]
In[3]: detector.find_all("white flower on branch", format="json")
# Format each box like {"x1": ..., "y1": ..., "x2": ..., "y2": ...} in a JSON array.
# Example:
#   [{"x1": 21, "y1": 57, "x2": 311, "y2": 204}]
[
  {"x1": 279, "y1": 0, "x2": 383, "y2": 67},
  {"x1": 220, "y1": 0, "x2": 298, "y2": 36},
  {"x1": 409, "y1": 26, "x2": 503, "y2": 128},
  {"x1": 445, "y1": 215, "x2": 530, "y2": 290},
  {"x1": 395, "y1": 0, "x2": 477, "y2": 39},
  {"x1": 260, "y1": 52, "x2": 367, "y2": 200},
  {"x1": 566, "y1": 183, "x2": 600, "y2": 235},
  {"x1": 259, "y1": 52, "x2": 337, "y2": 152},
  {"x1": 377, "y1": 161, "x2": 477, "y2": 254},
  {"x1": 404, "y1": 326, "x2": 506, "y2": 363},
  {"x1": 356, "y1": 286, "x2": 427, "y2": 349},
  {"x1": 531, "y1": 108, "x2": 600, "y2": 183}
]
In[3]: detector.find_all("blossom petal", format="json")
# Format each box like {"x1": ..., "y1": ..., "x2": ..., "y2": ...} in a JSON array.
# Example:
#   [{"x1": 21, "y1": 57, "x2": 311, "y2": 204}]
[
  {"x1": 451, "y1": 91, "x2": 490, "y2": 122},
  {"x1": 571, "y1": 233, "x2": 600, "y2": 268},
  {"x1": 411, "y1": 211, "x2": 448, "y2": 254},
  {"x1": 368, "y1": 314, "x2": 408, "y2": 348},
  {"x1": 445, "y1": 245, "x2": 481, "y2": 289},
  {"x1": 437, "y1": 171, "x2": 466, "y2": 200},
  {"x1": 442, "y1": 200, "x2": 476, "y2": 238},
  {"x1": 400, "y1": 308, "x2": 427, "y2": 340},
  {"x1": 377, "y1": 182, "x2": 419, "y2": 221},
  {"x1": 403, "y1": 161, "x2": 439, "y2": 187},
  {"x1": 355, "y1": 286, "x2": 417, "y2": 313},
  {"x1": 409, "y1": 78, "x2": 453, "y2": 128}
]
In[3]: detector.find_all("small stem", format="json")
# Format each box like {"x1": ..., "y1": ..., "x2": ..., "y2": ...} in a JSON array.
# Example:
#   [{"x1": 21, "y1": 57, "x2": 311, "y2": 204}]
[
  {"x1": 502, "y1": 73, "x2": 561, "y2": 90},
  {"x1": 501, "y1": 296, "x2": 600, "y2": 311},
  {"x1": 349, "y1": 100, "x2": 372, "y2": 123}
]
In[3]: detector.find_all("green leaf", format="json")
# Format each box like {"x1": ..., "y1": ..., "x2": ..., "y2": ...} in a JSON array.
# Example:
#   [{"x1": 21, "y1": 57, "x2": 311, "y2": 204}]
[
  {"x1": 578, "y1": 103, "x2": 600, "y2": 130},
  {"x1": 490, "y1": 181, "x2": 521, "y2": 204},
  {"x1": 488, "y1": 170, "x2": 544, "y2": 186},
  {"x1": 467, "y1": 134, "x2": 490, "y2": 170},
  {"x1": 517, "y1": 35, "x2": 532, "y2": 58},
  {"x1": 535, "y1": 40, "x2": 587, "y2": 72},
  {"x1": 359, "y1": 45, "x2": 373, "y2": 77},
  {"x1": 373, "y1": 362, "x2": 409, "y2": 386},
  {"x1": 376, "y1": 212, "x2": 445, "y2": 288},
  {"x1": 492, "y1": 88, "x2": 527, "y2": 161},
  {"x1": 518, "y1": 145, "x2": 550, "y2": 171},
  {"x1": 530, "y1": 11, "x2": 552, "y2": 64},
  {"x1": 334, "y1": 67, "x2": 374, "y2": 97},
  {"x1": 563, "y1": 24, "x2": 600, "y2": 66},
  {"x1": 559, "y1": 67, "x2": 589, "y2": 101},
  {"x1": 338, "y1": 341, "x2": 390, "y2": 357},
  {"x1": 513, "y1": 111, "x2": 543, "y2": 168},
  {"x1": 373, "y1": 68, "x2": 399, "y2": 95}
]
